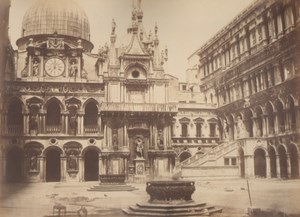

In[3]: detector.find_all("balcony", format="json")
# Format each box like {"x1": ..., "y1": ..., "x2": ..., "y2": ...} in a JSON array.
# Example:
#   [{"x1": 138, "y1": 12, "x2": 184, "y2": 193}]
[
  {"x1": 84, "y1": 125, "x2": 99, "y2": 134},
  {"x1": 101, "y1": 102, "x2": 177, "y2": 113},
  {"x1": 5, "y1": 125, "x2": 23, "y2": 135},
  {"x1": 46, "y1": 125, "x2": 62, "y2": 134}
]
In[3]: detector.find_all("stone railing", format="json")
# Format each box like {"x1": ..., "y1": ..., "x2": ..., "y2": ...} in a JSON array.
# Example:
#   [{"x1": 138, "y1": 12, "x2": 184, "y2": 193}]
[
  {"x1": 46, "y1": 125, "x2": 62, "y2": 133},
  {"x1": 84, "y1": 125, "x2": 99, "y2": 134},
  {"x1": 176, "y1": 140, "x2": 237, "y2": 169},
  {"x1": 5, "y1": 125, "x2": 23, "y2": 135},
  {"x1": 101, "y1": 102, "x2": 177, "y2": 113}
]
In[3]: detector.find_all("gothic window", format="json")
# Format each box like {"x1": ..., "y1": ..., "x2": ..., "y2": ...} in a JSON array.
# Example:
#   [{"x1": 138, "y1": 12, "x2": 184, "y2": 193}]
[
  {"x1": 46, "y1": 101, "x2": 61, "y2": 126},
  {"x1": 84, "y1": 102, "x2": 98, "y2": 126}
]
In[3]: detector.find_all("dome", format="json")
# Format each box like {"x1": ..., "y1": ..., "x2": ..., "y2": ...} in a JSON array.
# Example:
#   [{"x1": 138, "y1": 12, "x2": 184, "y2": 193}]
[{"x1": 21, "y1": 0, "x2": 90, "y2": 41}]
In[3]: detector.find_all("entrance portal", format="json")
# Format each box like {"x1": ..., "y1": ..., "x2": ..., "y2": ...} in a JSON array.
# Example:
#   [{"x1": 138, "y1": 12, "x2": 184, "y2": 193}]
[
  {"x1": 84, "y1": 150, "x2": 99, "y2": 181},
  {"x1": 254, "y1": 148, "x2": 266, "y2": 178},
  {"x1": 6, "y1": 147, "x2": 23, "y2": 182},
  {"x1": 46, "y1": 149, "x2": 61, "y2": 182}
]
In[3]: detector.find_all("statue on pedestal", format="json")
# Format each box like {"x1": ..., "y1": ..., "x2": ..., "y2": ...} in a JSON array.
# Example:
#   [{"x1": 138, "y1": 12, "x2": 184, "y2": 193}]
[{"x1": 135, "y1": 137, "x2": 144, "y2": 158}]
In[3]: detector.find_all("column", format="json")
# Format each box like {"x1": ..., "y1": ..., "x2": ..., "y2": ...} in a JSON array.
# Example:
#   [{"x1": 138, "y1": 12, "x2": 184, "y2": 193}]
[
  {"x1": 97, "y1": 114, "x2": 101, "y2": 135},
  {"x1": 23, "y1": 112, "x2": 29, "y2": 134},
  {"x1": 61, "y1": 113, "x2": 65, "y2": 134},
  {"x1": 276, "y1": 5, "x2": 284, "y2": 37},
  {"x1": 261, "y1": 16, "x2": 268, "y2": 45},
  {"x1": 65, "y1": 114, "x2": 69, "y2": 135},
  {"x1": 99, "y1": 155, "x2": 104, "y2": 175},
  {"x1": 41, "y1": 111, "x2": 46, "y2": 134},
  {"x1": 266, "y1": 155, "x2": 271, "y2": 178},
  {"x1": 78, "y1": 156, "x2": 84, "y2": 182},
  {"x1": 61, "y1": 156, "x2": 67, "y2": 181},
  {"x1": 38, "y1": 156, "x2": 45, "y2": 182},
  {"x1": 286, "y1": 153, "x2": 292, "y2": 178},
  {"x1": 276, "y1": 155, "x2": 281, "y2": 178},
  {"x1": 263, "y1": 115, "x2": 269, "y2": 137}
]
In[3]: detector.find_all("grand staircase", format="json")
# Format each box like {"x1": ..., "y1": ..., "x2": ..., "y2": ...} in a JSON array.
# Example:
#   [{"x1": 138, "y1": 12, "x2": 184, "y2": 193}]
[{"x1": 173, "y1": 140, "x2": 238, "y2": 178}]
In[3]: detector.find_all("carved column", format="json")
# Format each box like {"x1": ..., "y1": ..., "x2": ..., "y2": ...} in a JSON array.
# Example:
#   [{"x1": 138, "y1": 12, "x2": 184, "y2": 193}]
[{"x1": 38, "y1": 156, "x2": 45, "y2": 182}]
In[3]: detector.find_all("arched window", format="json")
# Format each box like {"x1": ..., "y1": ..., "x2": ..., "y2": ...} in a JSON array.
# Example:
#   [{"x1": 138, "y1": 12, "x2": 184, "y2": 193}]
[
  {"x1": 275, "y1": 100, "x2": 285, "y2": 133},
  {"x1": 46, "y1": 101, "x2": 61, "y2": 125},
  {"x1": 7, "y1": 100, "x2": 23, "y2": 134},
  {"x1": 84, "y1": 102, "x2": 98, "y2": 126}
]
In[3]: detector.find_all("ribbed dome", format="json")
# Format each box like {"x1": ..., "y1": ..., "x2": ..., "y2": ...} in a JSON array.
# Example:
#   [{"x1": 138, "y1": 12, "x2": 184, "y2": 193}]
[{"x1": 21, "y1": 0, "x2": 90, "y2": 41}]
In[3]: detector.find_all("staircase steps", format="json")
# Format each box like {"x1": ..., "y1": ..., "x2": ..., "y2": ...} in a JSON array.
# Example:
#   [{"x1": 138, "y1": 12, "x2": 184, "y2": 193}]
[
  {"x1": 87, "y1": 183, "x2": 138, "y2": 192},
  {"x1": 123, "y1": 202, "x2": 222, "y2": 216}
]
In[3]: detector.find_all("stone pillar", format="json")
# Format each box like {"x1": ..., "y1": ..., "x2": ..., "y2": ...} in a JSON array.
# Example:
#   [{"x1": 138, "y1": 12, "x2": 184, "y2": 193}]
[
  {"x1": 98, "y1": 114, "x2": 101, "y2": 135},
  {"x1": 245, "y1": 155, "x2": 254, "y2": 178},
  {"x1": 65, "y1": 114, "x2": 69, "y2": 135},
  {"x1": 276, "y1": 155, "x2": 281, "y2": 178},
  {"x1": 23, "y1": 112, "x2": 29, "y2": 135},
  {"x1": 79, "y1": 156, "x2": 84, "y2": 182},
  {"x1": 38, "y1": 156, "x2": 45, "y2": 182},
  {"x1": 61, "y1": 113, "x2": 66, "y2": 134},
  {"x1": 1, "y1": 156, "x2": 6, "y2": 182},
  {"x1": 61, "y1": 156, "x2": 67, "y2": 182},
  {"x1": 266, "y1": 155, "x2": 271, "y2": 178},
  {"x1": 286, "y1": 154, "x2": 292, "y2": 178},
  {"x1": 41, "y1": 111, "x2": 46, "y2": 134}
]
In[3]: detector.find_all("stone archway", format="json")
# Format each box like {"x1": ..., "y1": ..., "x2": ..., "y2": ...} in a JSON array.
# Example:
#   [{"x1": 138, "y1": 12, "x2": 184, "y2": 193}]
[
  {"x1": 238, "y1": 148, "x2": 245, "y2": 178},
  {"x1": 268, "y1": 146, "x2": 277, "y2": 178},
  {"x1": 278, "y1": 145, "x2": 288, "y2": 179},
  {"x1": 46, "y1": 149, "x2": 61, "y2": 182},
  {"x1": 289, "y1": 143, "x2": 299, "y2": 178},
  {"x1": 6, "y1": 146, "x2": 24, "y2": 182},
  {"x1": 254, "y1": 148, "x2": 266, "y2": 178},
  {"x1": 84, "y1": 149, "x2": 99, "y2": 181}
]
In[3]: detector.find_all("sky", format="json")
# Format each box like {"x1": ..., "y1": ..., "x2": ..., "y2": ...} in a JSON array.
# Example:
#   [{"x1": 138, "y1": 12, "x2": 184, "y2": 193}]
[{"x1": 9, "y1": 0, "x2": 254, "y2": 81}]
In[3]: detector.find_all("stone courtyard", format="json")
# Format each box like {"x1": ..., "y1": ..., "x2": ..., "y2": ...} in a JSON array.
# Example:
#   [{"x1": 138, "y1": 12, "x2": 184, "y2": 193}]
[{"x1": 1, "y1": 179, "x2": 300, "y2": 217}]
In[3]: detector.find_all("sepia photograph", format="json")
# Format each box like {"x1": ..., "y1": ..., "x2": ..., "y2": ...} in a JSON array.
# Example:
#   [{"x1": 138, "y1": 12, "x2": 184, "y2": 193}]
[{"x1": 0, "y1": 0, "x2": 299, "y2": 216}]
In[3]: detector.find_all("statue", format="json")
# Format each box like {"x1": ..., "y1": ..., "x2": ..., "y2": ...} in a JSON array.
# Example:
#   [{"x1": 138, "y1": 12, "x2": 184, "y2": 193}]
[
  {"x1": 32, "y1": 60, "x2": 39, "y2": 76},
  {"x1": 29, "y1": 153, "x2": 38, "y2": 171},
  {"x1": 69, "y1": 108, "x2": 78, "y2": 134},
  {"x1": 157, "y1": 129, "x2": 164, "y2": 149},
  {"x1": 69, "y1": 61, "x2": 78, "y2": 77},
  {"x1": 237, "y1": 116, "x2": 245, "y2": 138},
  {"x1": 135, "y1": 137, "x2": 144, "y2": 158},
  {"x1": 223, "y1": 120, "x2": 229, "y2": 139},
  {"x1": 68, "y1": 151, "x2": 77, "y2": 171},
  {"x1": 112, "y1": 19, "x2": 116, "y2": 35},
  {"x1": 29, "y1": 114, "x2": 38, "y2": 134}
]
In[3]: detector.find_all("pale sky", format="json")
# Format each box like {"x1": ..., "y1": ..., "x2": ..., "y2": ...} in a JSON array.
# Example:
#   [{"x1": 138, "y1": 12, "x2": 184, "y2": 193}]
[{"x1": 9, "y1": 0, "x2": 254, "y2": 81}]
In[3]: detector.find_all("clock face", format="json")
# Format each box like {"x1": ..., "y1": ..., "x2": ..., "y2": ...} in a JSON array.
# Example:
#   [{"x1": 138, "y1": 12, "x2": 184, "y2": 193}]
[{"x1": 45, "y1": 58, "x2": 65, "y2": 77}]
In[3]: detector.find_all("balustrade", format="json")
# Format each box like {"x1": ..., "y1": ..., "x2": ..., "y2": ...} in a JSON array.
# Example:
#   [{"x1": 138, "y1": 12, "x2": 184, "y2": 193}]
[
  {"x1": 46, "y1": 125, "x2": 62, "y2": 133},
  {"x1": 6, "y1": 125, "x2": 23, "y2": 135},
  {"x1": 84, "y1": 125, "x2": 99, "y2": 134},
  {"x1": 101, "y1": 102, "x2": 177, "y2": 112}
]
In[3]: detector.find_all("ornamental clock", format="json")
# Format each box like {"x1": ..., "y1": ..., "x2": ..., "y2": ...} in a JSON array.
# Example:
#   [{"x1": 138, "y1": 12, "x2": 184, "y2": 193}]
[{"x1": 45, "y1": 58, "x2": 65, "y2": 77}]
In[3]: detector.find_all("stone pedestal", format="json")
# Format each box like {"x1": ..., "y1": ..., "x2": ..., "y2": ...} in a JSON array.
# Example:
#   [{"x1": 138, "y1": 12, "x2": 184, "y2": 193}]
[{"x1": 134, "y1": 157, "x2": 146, "y2": 182}]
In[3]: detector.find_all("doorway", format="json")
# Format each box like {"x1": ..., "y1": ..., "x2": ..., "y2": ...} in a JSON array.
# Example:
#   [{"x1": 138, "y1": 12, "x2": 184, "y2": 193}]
[
  {"x1": 46, "y1": 149, "x2": 61, "y2": 182},
  {"x1": 84, "y1": 149, "x2": 99, "y2": 181}
]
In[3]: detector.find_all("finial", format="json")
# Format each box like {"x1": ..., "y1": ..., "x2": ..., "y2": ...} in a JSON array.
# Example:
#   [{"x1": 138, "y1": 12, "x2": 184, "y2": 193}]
[
  {"x1": 155, "y1": 22, "x2": 158, "y2": 35},
  {"x1": 112, "y1": 19, "x2": 116, "y2": 35},
  {"x1": 165, "y1": 46, "x2": 168, "y2": 61}
]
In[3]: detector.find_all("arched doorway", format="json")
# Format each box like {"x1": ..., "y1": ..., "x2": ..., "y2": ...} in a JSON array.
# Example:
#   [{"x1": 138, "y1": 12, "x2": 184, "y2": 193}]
[
  {"x1": 179, "y1": 151, "x2": 192, "y2": 162},
  {"x1": 278, "y1": 145, "x2": 288, "y2": 179},
  {"x1": 289, "y1": 144, "x2": 299, "y2": 178},
  {"x1": 268, "y1": 146, "x2": 277, "y2": 178},
  {"x1": 84, "y1": 149, "x2": 99, "y2": 181},
  {"x1": 6, "y1": 147, "x2": 23, "y2": 182},
  {"x1": 238, "y1": 148, "x2": 245, "y2": 178},
  {"x1": 46, "y1": 149, "x2": 61, "y2": 182},
  {"x1": 254, "y1": 148, "x2": 266, "y2": 178}
]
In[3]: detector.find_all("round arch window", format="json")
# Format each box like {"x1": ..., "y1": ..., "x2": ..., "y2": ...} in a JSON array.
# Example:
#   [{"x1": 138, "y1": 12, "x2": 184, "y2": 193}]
[{"x1": 132, "y1": 70, "x2": 140, "y2": 78}]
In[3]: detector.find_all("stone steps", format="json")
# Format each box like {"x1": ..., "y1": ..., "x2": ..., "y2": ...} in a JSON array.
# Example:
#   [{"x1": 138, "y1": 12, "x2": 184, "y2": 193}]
[
  {"x1": 122, "y1": 202, "x2": 222, "y2": 216},
  {"x1": 87, "y1": 183, "x2": 139, "y2": 192}
]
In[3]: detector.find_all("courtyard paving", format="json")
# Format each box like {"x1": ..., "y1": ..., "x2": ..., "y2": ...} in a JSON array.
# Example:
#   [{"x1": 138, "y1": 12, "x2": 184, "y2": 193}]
[{"x1": 0, "y1": 178, "x2": 300, "y2": 217}]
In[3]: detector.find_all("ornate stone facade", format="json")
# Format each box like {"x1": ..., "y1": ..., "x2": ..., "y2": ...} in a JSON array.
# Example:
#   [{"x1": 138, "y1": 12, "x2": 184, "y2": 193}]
[
  {"x1": 0, "y1": 0, "x2": 178, "y2": 183},
  {"x1": 180, "y1": 0, "x2": 300, "y2": 179}
]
